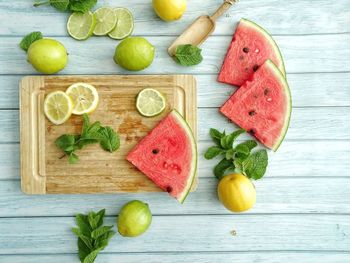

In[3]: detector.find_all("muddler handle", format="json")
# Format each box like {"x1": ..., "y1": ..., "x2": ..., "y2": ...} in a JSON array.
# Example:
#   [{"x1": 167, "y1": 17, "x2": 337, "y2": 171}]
[{"x1": 210, "y1": 0, "x2": 239, "y2": 22}]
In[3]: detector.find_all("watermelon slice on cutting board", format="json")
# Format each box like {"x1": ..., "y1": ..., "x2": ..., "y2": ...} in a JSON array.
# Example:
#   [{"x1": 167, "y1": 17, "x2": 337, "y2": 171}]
[
  {"x1": 218, "y1": 18, "x2": 286, "y2": 87},
  {"x1": 220, "y1": 60, "x2": 291, "y2": 151},
  {"x1": 127, "y1": 110, "x2": 197, "y2": 203}
]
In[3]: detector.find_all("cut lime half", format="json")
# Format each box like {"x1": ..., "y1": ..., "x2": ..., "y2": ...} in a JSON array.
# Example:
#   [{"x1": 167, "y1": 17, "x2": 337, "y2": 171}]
[
  {"x1": 136, "y1": 88, "x2": 166, "y2": 117},
  {"x1": 67, "y1": 11, "x2": 96, "y2": 40},
  {"x1": 108, "y1": 8, "x2": 134, "y2": 40},
  {"x1": 93, "y1": 7, "x2": 117, "y2": 36}
]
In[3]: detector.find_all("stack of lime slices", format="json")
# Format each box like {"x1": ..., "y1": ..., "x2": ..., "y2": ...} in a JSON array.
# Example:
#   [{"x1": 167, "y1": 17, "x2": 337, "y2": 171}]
[{"x1": 67, "y1": 7, "x2": 134, "y2": 41}]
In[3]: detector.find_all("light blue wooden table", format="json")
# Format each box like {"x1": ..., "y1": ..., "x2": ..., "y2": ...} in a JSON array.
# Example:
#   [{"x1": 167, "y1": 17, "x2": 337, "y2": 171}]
[{"x1": 0, "y1": 0, "x2": 350, "y2": 262}]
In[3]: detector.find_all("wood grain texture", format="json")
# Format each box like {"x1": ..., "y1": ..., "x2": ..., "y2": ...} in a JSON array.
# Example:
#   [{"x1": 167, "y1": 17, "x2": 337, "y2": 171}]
[
  {"x1": 0, "y1": 215, "x2": 349, "y2": 254},
  {"x1": 20, "y1": 75, "x2": 197, "y2": 194},
  {"x1": 1, "y1": 140, "x2": 349, "y2": 181},
  {"x1": 2, "y1": 73, "x2": 350, "y2": 109},
  {"x1": 2, "y1": 34, "x2": 350, "y2": 75},
  {"x1": 1, "y1": 252, "x2": 350, "y2": 263},
  {"x1": 1, "y1": 0, "x2": 349, "y2": 35},
  {"x1": 1, "y1": 177, "x2": 350, "y2": 217}
]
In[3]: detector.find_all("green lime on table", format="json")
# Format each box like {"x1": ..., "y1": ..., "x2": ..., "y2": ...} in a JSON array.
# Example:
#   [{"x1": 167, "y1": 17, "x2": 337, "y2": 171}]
[
  {"x1": 117, "y1": 200, "x2": 152, "y2": 237},
  {"x1": 136, "y1": 88, "x2": 166, "y2": 117},
  {"x1": 93, "y1": 7, "x2": 117, "y2": 36},
  {"x1": 108, "y1": 7, "x2": 134, "y2": 40},
  {"x1": 67, "y1": 11, "x2": 96, "y2": 40},
  {"x1": 114, "y1": 37, "x2": 155, "y2": 71}
]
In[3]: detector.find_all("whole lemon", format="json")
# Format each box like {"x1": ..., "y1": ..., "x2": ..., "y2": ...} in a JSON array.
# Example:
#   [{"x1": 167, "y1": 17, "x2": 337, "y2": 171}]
[
  {"x1": 114, "y1": 37, "x2": 155, "y2": 71},
  {"x1": 217, "y1": 173, "x2": 256, "y2": 213},
  {"x1": 152, "y1": 0, "x2": 187, "y2": 22},
  {"x1": 27, "y1": 38, "x2": 68, "y2": 74},
  {"x1": 117, "y1": 200, "x2": 152, "y2": 237}
]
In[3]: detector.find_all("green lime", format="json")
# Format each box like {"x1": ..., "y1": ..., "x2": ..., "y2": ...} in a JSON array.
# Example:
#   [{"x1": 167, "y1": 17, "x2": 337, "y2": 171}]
[
  {"x1": 117, "y1": 200, "x2": 152, "y2": 237},
  {"x1": 93, "y1": 7, "x2": 117, "y2": 36},
  {"x1": 67, "y1": 11, "x2": 96, "y2": 40},
  {"x1": 114, "y1": 37, "x2": 155, "y2": 71},
  {"x1": 108, "y1": 8, "x2": 134, "y2": 40},
  {"x1": 136, "y1": 88, "x2": 166, "y2": 117}
]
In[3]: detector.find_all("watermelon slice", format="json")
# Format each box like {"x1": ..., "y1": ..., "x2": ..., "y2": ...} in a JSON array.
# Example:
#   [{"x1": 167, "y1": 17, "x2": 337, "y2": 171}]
[
  {"x1": 218, "y1": 18, "x2": 286, "y2": 87},
  {"x1": 220, "y1": 60, "x2": 291, "y2": 151},
  {"x1": 126, "y1": 110, "x2": 197, "y2": 203}
]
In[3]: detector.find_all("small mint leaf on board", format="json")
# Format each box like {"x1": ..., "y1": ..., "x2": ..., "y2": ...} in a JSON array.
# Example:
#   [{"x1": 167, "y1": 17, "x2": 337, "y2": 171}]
[
  {"x1": 69, "y1": 0, "x2": 97, "y2": 13},
  {"x1": 98, "y1": 126, "x2": 120, "y2": 152},
  {"x1": 204, "y1": 146, "x2": 223, "y2": 160},
  {"x1": 214, "y1": 158, "x2": 234, "y2": 180},
  {"x1": 69, "y1": 152, "x2": 79, "y2": 164},
  {"x1": 242, "y1": 150, "x2": 268, "y2": 180},
  {"x1": 20, "y1": 31, "x2": 43, "y2": 52},
  {"x1": 174, "y1": 44, "x2": 203, "y2": 66}
]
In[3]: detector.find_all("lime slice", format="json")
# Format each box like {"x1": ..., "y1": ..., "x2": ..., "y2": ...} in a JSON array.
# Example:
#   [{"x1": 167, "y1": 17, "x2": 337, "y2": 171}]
[
  {"x1": 108, "y1": 8, "x2": 134, "y2": 40},
  {"x1": 67, "y1": 11, "x2": 96, "y2": 40},
  {"x1": 136, "y1": 88, "x2": 166, "y2": 117},
  {"x1": 44, "y1": 91, "x2": 73, "y2": 125},
  {"x1": 66, "y1": 83, "x2": 99, "y2": 115},
  {"x1": 93, "y1": 7, "x2": 117, "y2": 36}
]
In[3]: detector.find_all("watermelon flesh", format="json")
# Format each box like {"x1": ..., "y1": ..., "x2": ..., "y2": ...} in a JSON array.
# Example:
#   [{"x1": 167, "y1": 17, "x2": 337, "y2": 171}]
[
  {"x1": 218, "y1": 18, "x2": 285, "y2": 87},
  {"x1": 220, "y1": 60, "x2": 291, "y2": 151},
  {"x1": 127, "y1": 110, "x2": 197, "y2": 203}
]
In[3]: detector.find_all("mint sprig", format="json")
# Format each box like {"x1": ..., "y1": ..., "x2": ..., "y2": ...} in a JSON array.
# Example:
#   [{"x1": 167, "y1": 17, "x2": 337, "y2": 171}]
[
  {"x1": 55, "y1": 114, "x2": 120, "y2": 164},
  {"x1": 19, "y1": 31, "x2": 43, "y2": 52},
  {"x1": 174, "y1": 44, "x2": 203, "y2": 66},
  {"x1": 205, "y1": 128, "x2": 268, "y2": 180},
  {"x1": 72, "y1": 209, "x2": 115, "y2": 263},
  {"x1": 33, "y1": 0, "x2": 97, "y2": 13}
]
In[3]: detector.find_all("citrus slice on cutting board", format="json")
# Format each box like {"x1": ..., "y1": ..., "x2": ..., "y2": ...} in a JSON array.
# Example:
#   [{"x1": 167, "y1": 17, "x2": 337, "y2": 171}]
[
  {"x1": 136, "y1": 88, "x2": 166, "y2": 117},
  {"x1": 44, "y1": 91, "x2": 73, "y2": 125},
  {"x1": 66, "y1": 83, "x2": 99, "y2": 115}
]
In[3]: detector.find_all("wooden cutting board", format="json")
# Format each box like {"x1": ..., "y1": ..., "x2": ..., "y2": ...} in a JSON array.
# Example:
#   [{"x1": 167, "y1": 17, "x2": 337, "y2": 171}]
[{"x1": 20, "y1": 75, "x2": 197, "y2": 194}]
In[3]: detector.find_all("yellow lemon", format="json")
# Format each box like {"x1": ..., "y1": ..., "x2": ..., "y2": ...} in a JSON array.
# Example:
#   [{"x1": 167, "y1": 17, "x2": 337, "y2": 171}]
[
  {"x1": 217, "y1": 173, "x2": 256, "y2": 213},
  {"x1": 152, "y1": 0, "x2": 187, "y2": 22}
]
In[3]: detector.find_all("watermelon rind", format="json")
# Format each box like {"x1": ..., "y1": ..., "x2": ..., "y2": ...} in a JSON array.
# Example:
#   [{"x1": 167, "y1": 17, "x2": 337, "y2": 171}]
[
  {"x1": 264, "y1": 60, "x2": 292, "y2": 151},
  {"x1": 171, "y1": 110, "x2": 198, "y2": 203},
  {"x1": 241, "y1": 18, "x2": 286, "y2": 78}
]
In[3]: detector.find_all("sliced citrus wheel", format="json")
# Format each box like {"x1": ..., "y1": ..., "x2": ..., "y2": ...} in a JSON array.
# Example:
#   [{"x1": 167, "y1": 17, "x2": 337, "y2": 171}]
[
  {"x1": 108, "y1": 7, "x2": 134, "y2": 40},
  {"x1": 65, "y1": 83, "x2": 99, "y2": 115},
  {"x1": 67, "y1": 11, "x2": 96, "y2": 40},
  {"x1": 93, "y1": 7, "x2": 117, "y2": 36},
  {"x1": 44, "y1": 91, "x2": 73, "y2": 125},
  {"x1": 136, "y1": 88, "x2": 166, "y2": 117}
]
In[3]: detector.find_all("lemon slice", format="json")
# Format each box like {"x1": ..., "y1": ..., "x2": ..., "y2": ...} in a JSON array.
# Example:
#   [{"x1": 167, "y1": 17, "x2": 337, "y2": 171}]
[
  {"x1": 108, "y1": 7, "x2": 134, "y2": 40},
  {"x1": 44, "y1": 91, "x2": 73, "y2": 125},
  {"x1": 66, "y1": 83, "x2": 99, "y2": 115},
  {"x1": 67, "y1": 11, "x2": 96, "y2": 40},
  {"x1": 93, "y1": 7, "x2": 117, "y2": 36},
  {"x1": 136, "y1": 88, "x2": 166, "y2": 117}
]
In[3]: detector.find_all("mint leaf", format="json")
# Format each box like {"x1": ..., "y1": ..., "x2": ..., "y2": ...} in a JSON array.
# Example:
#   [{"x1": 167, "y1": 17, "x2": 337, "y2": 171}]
[
  {"x1": 20, "y1": 31, "x2": 43, "y2": 52},
  {"x1": 76, "y1": 214, "x2": 92, "y2": 236},
  {"x1": 225, "y1": 148, "x2": 234, "y2": 160},
  {"x1": 33, "y1": 0, "x2": 69, "y2": 11},
  {"x1": 94, "y1": 230, "x2": 115, "y2": 250},
  {"x1": 69, "y1": 152, "x2": 79, "y2": 164},
  {"x1": 96, "y1": 209, "x2": 105, "y2": 228},
  {"x1": 214, "y1": 158, "x2": 234, "y2": 180},
  {"x1": 235, "y1": 144, "x2": 250, "y2": 156},
  {"x1": 88, "y1": 211, "x2": 100, "y2": 229},
  {"x1": 224, "y1": 129, "x2": 245, "y2": 149},
  {"x1": 83, "y1": 248, "x2": 102, "y2": 263},
  {"x1": 209, "y1": 128, "x2": 225, "y2": 145},
  {"x1": 55, "y1": 134, "x2": 76, "y2": 152},
  {"x1": 204, "y1": 146, "x2": 223, "y2": 160},
  {"x1": 91, "y1": 225, "x2": 114, "y2": 239},
  {"x1": 174, "y1": 44, "x2": 203, "y2": 66},
  {"x1": 69, "y1": 0, "x2": 97, "y2": 13},
  {"x1": 72, "y1": 228, "x2": 93, "y2": 249},
  {"x1": 78, "y1": 238, "x2": 91, "y2": 262},
  {"x1": 242, "y1": 150, "x2": 268, "y2": 180},
  {"x1": 236, "y1": 140, "x2": 258, "y2": 151},
  {"x1": 98, "y1": 126, "x2": 120, "y2": 152}
]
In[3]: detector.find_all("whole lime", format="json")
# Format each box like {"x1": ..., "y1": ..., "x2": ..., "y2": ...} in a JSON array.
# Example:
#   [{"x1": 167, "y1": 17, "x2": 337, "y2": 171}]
[
  {"x1": 117, "y1": 200, "x2": 152, "y2": 237},
  {"x1": 28, "y1": 38, "x2": 68, "y2": 74},
  {"x1": 114, "y1": 37, "x2": 155, "y2": 71}
]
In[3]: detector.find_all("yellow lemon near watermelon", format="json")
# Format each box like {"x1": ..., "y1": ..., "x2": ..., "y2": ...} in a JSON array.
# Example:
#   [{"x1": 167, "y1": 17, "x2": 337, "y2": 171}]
[
  {"x1": 152, "y1": 0, "x2": 187, "y2": 22},
  {"x1": 217, "y1": 173, "x2": 256, "y2": 212}
]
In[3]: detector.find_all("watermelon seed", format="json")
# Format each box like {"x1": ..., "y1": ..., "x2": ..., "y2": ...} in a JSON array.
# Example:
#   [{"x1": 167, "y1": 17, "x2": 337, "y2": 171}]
[
  {"x1": 264, "y1": 88, "x2": 270, "y2": 96},
  {"x1": 248, "y1": 129, "x2": 256, "y2": 135},
  {"x1": 249, "y1": 110, "x2": 256, "y2": 116},
  {"x1": 152, "y1": 149, "x2": 159, "y2": 154},
  {"x1": 166, "y1": 186, "x2": 173, "y2": 193},
  {"x1": 253, "y1": 65, "x2": 259, "y2": 72},
  {"x1": 243, "y1": 47, "x2": 249, "y2": 53}
]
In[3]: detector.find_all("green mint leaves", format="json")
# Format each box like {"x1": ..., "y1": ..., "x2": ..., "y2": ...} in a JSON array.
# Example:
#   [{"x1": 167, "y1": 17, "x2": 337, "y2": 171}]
[
  {"x1": 55, "y1": 114, "x2": 120, "y2": 164},
  {"x1": 33, "y1": 0, "x2": 97, "y2": 13},
  {"x1": 19, "y1": 31, "x2": 43, "y2": 52},
  {"x1": 72, "y1": 209, "x2": 115, "y2": 263},
  {"x1": 205, "y1": 128, "x2": 268, "y2": 180},
  {"x1": 174, "y1": 44, "x2": 203, "y2": 66}
]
